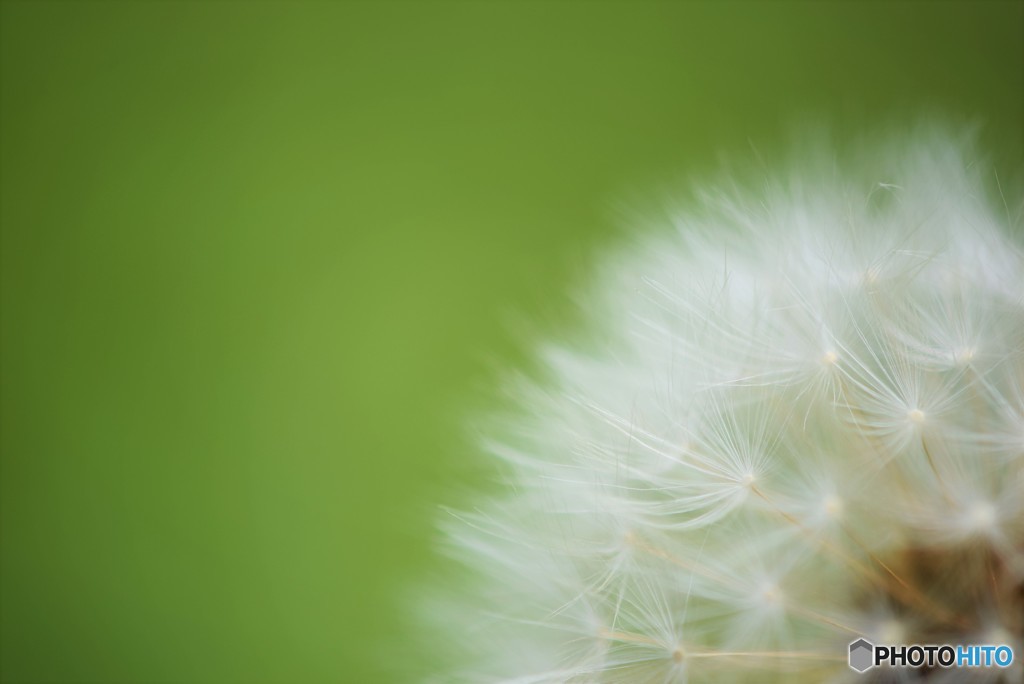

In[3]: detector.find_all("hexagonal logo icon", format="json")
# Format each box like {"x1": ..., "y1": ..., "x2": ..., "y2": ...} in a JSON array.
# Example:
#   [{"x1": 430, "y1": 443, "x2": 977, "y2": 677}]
[{"x1": 849, "y1": 638, "x2": 874, "y2": 672}]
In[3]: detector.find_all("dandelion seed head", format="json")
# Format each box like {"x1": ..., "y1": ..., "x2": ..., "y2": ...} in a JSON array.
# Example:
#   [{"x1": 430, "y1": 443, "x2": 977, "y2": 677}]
[{"x1": 427, "y1": 128, "x2": 1024, "y2": 683}]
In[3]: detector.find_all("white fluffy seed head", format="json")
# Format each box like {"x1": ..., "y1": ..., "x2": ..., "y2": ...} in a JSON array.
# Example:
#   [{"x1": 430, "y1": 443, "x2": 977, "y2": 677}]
[{"x1": 427, "y1": 129, "x2": 1024, "y2": 683}]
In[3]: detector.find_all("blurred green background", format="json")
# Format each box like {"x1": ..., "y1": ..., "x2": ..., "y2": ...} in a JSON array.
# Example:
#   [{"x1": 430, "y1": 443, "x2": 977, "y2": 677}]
[{"x1": 1, "y1": 1, "x2": 1021, "y2": 682}]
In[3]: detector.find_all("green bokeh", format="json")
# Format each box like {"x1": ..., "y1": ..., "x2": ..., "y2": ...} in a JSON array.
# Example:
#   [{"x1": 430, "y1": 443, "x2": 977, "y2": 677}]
[{"x1": 1, "y1": 1, "x2": 1021, "y2": 682}]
